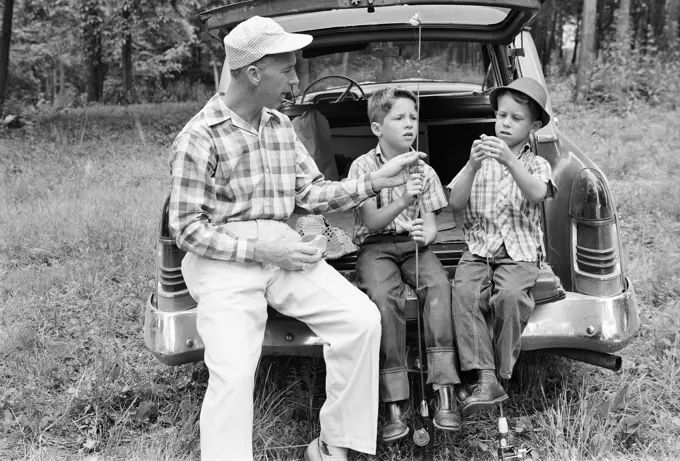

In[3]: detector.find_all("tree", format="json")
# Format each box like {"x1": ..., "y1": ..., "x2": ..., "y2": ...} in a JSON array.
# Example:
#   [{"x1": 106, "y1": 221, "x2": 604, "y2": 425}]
[
  {"x1": 666, "y1": 0, "x2": 680, "y2": 47},
  {"x1": 0, "y1": 0, "x2": 16, "y2": 112},
  {"x1": 121, "y1": 1, "x2": 133, "y2": 101},
  {"x1": 81, "y1": 0, "x2": 105, "y2": 102},
  {"x1": 617, "y1": 0, "x2": 631, "y2": 46},
  {"x1": 573, "y1": 0, "x2": 597, "y2": 102}
]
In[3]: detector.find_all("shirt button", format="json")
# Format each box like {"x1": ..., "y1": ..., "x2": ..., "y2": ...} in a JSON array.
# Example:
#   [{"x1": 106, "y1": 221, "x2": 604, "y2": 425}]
[{"x1": 265, "y1": 168, "x2": 270, "y2": 174}]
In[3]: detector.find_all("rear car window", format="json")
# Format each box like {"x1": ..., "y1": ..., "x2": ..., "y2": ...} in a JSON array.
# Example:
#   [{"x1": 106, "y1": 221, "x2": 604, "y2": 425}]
[{"x1": 297, "y1": 41, "x2": 489, "y2": 89}]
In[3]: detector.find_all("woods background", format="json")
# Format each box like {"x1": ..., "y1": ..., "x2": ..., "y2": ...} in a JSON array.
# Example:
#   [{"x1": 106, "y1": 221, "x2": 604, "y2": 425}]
[{"x1": 0, "y1": 0, "x2": 678, "y2": 115}]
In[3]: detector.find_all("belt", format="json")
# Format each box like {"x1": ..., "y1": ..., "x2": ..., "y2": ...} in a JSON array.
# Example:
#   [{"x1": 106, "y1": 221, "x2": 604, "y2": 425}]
[{"x1": 362, "y1": 232, "x2": 411, "y2": 244}]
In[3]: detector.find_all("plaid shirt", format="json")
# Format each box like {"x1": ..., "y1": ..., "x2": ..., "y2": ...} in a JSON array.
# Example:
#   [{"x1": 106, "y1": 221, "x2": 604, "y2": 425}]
[
  {"x1": 168, "y1": 94, "x2": 375, "y2": 262},
  {"x1": 451, "y1": 143, "x2": 557, "y2": 262},
  {"x1": 348, "y1": 144, "x2": 448, "y2": 245}
]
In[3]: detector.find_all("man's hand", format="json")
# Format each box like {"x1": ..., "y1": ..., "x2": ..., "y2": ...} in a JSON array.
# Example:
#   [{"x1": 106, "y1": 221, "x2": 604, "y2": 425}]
[
  {"x1": 468, "y1": 139, "x2": 486, "y2": 172},
  {"x1": 256, "y1": 240, "x2": 323, "y2": 271},
  {"x1": 409, "y1": 218, "x2": 426, "y2": 245},
  {"x1": 370, "y1": 150, "x2": 427, "y2": 191},
  {"x1": 479, "y1": 135, "x2": 516, "y2": 167},
  {"x1": 401, "y1": 173, "x2": 423, "y2": 207}
]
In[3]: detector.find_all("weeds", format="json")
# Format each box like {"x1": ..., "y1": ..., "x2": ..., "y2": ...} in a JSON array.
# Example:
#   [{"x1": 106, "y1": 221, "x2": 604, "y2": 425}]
[{"x1": 1, "y1": 83, "x2": 678, "y2": 460}]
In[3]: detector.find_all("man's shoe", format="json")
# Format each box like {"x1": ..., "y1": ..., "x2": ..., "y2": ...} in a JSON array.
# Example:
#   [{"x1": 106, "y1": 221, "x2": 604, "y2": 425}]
[
  {"x1": 304, "y1": 438, "x2": 348, "y2": 461},
  {"x1": 381, "y1": 401, "x2": 410, "y2": 442},
  {"x1": 461, "y1": 370, "x2": 508, "y2": 415},
  {"x1": 431, "y1": 385, "x2": 462, "y2": 431}
]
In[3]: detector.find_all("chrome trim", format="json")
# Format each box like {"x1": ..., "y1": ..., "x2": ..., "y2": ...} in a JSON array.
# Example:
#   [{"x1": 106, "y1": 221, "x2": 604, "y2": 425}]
[
  {"x1": 144, "y1": 294, "x2": 205, "y2": 366},
  {"x1": 521, "y1": 279, "x2": 638, "y2": 352},
  {"x1": 143, "y1": 279, "x2": 639, "y2": 365}
]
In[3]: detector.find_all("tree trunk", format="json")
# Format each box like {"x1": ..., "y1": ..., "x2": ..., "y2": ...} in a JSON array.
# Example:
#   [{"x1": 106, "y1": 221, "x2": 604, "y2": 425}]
[
  {"x1": 211, "y1": 59, "x2": 219, "y2": 93},
  {"x1": 381, "y1": 43, "x2": 395, "y2": 81},
  {"x1": 54, "y1": 59, "x2": 65, "y2": 108},
  {"x1": 667, "y1": 0, "x2": 680, "y2": 48},
  {"x1": 0, "y1": 0, "x2": 15, "y2": 112},
  {"x1": 122, "y1": 2, "x2": 134, "y2": 102},
  {"x1": 617, "y1": 0, "x2": 631, "y2": 47},
  {"x1": 295, "y1": 56, "x2": 310, "y2": 94},
  {"x1": 82, "y1": 0, "x2": 104, "y2": 102},
  {"x1": 51, "y1": 66, "x2": 57, "y2": 104},
  {"x1": 652, "y1": 0, "x2": 666, "y2": 46},
  {"x1": 341, "y1": 52, "x2": 350, "y2": 75},
  {"x1": 613, "y1": 0, "x2": 631, "y2": 101},
  {"x1": 573, "y1": 0, "x2": 597, "y2": 103}
]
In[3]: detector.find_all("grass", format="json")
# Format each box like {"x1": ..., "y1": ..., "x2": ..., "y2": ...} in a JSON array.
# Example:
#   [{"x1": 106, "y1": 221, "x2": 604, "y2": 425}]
[{"x1": 1, "y1": 83, "x2": 679, "y2": 460}]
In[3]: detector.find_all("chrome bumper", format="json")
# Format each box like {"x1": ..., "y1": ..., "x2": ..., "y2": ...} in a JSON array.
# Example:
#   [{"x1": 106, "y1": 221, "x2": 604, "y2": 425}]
[{"x1": 143, "y1": 278, "x2": 639, "y2": 366}]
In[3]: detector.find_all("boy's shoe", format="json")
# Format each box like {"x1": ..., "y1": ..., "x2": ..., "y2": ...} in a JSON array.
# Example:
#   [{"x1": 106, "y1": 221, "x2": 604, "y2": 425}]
[
  {"x1": 304, "y1": 438, "x2": 348, "y2": 461},
  {"x1": 456, "y1": 383, "x2": 475, "y2": 403},
  {"x1": 381, "y1": 401, "x2": 411, "y2": 442},
  {"x1": 461, "y1": 370, "x2": 508, "y2": 415},
  {"x1": 431, "y1": 385, "x2": 462, "y2": 431}
]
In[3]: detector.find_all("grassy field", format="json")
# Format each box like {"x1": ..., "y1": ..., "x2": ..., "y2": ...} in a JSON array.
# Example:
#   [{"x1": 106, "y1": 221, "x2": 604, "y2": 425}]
[{"x1": 1, "y1": 82, "x2": 679, "y2": 461}]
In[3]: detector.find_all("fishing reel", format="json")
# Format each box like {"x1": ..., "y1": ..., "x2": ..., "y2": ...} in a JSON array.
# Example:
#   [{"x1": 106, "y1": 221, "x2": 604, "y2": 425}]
[
  {"x1": 413, "y1": 400, "x2": 432, "y2": 446},
  {"x1": 497, "y1": 417, "x2": 532, "y2": 460},
  {"x1": 498, "y1": 444, "x2": 532, "y2": 460}
]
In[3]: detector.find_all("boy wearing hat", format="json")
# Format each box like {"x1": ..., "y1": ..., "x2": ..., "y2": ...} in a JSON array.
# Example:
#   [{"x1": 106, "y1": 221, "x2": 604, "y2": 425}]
[
  {"x1": 348, "y1": 87, "x2": 461, "y2": 442},
  {"x1": 168, "y1": 15, "x2": 426, "y2": 461},
  {"x1": 447, "y1": 77, "x2": 557, "y2": 415}
]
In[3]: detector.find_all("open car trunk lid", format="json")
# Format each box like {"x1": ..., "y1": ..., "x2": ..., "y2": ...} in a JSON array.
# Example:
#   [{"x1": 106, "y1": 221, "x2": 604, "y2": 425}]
[{"x1": 198, "y1": 0, "x2": 544, "y2": 45}]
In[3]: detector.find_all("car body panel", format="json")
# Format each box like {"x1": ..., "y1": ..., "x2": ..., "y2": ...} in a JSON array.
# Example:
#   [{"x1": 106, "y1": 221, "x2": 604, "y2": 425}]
[
  {"x1": 144, "y1": 277, "x2": 638, "y2": 366},
  {"x1": 199, "y1": 1, "x2": 543, "y2": 45},
  {"x1": 144, "y1": 1, "x2": 640, "y2": 368}
]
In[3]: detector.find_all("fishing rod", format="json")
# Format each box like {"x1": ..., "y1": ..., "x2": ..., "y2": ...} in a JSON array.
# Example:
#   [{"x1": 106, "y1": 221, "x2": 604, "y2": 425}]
[{"x1": 408, "y1": 12, "x2": 434, "y2": 461}]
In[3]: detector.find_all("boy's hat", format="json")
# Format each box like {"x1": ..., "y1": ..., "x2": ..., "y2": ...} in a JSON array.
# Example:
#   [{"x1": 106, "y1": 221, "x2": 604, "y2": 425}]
[
  {"x1": 489, "y1": 77, "x2": 551, "y2": 127},
  {"x1": 224, "y1": 16, "x2": 313, "y2": 70}
]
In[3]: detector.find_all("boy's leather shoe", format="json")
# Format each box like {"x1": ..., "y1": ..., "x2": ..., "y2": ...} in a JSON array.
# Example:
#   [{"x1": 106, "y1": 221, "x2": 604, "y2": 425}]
[
  {"x1": 456, "y1": 383, "x2": 475, "y2": 403},
  {"x1": 461, "y1": 370, "x2": 508, "y2": 415},
  {"x1": 381, "y1": 401, "x2": 410, "y2": 442},
  {"x1": 304, "y1": 438, "x2": 347, "y2": 461},
  {"x1": 431, "y1": 385, "x2": 462, "y2": 431}
]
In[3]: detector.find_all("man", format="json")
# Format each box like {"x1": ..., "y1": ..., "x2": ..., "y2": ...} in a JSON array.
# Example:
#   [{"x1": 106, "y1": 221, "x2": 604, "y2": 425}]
[{"x1": 168, "y1": 16, "x2": 426, "y2": 461}]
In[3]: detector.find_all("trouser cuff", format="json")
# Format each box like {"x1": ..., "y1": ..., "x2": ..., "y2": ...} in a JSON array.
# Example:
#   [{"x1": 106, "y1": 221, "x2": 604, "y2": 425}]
[
  {"x1": 379, "y1": 367, "x2": 409, "y2": 402},
  {"x1": 426, "y1": 348, "x2": 461, "y2": 385}
]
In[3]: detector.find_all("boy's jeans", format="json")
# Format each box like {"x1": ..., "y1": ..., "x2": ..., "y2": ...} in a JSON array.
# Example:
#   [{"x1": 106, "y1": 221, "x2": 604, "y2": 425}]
[
  {"x1": 356, "y1": 235, "x2": 461, "y2": 403},
  {"x1": 451, "y1": 246, "x2": 540, "y2": 380}
]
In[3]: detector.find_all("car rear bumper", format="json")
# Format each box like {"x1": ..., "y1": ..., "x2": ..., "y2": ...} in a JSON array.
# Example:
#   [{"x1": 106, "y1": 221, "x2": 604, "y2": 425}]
[{"x1": 143, "y1": 278, "x2": 639, "y2": 366}]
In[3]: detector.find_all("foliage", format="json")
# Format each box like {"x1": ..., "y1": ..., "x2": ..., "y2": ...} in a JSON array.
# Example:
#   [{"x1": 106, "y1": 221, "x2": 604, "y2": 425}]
[
  {"x1": 585, "y1": 35, "x2": 680, "y2": 112},
  {"x1": 1, "y1": 84, "x2": 679, "y2": 459}
]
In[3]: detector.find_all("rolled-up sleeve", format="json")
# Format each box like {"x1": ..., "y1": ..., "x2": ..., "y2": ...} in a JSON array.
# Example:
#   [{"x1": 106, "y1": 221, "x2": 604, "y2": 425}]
[
  {"x1": 168, "y1": 131, "x2": 256, "y2": 262},
  {"x1": 532, "y1": 156, "x2": 558, "y2": 200}
]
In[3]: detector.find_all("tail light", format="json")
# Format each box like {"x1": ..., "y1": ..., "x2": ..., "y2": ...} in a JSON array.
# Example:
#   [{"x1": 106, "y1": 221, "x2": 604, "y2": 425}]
[
  {"x1": 155, "y1": 196, "x2": 197, "y2": 312},
  {"x1": 568, "y1": 169, "x2": 624, "y2": 296}
]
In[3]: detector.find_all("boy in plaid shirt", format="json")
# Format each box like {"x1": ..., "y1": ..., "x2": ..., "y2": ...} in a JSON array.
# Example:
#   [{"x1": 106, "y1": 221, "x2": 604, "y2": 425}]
[
  {"x1": 448, "y1": 78, "x2": 557, "y2": 415},
  {"x1": 348, "y1": 88, "x2": 461, "y2": 442}
]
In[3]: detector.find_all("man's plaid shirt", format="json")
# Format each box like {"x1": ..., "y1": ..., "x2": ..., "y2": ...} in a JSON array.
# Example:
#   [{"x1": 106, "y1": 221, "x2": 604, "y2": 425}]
[
  {"x1": 168, "y1": 94, "x2": 376, "y2": 263},
  {"x1": 451, "y1": 143, "x2": 557, "y2": 262},
  {"x1": 348, "y1": 144, "x2": 448, "y2": 245}
]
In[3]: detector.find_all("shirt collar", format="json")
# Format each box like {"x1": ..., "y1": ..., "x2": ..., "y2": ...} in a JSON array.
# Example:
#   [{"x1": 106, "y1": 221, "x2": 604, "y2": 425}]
[
  {"x1": 203, "y1": 93, "x2": 281, "y2": 128},
  {"x1": 517, "y1": 142, "x2": 532, "y2": 160},
  {"x1": 373, "y1": 143, "x2": 388, "y2": 165}
]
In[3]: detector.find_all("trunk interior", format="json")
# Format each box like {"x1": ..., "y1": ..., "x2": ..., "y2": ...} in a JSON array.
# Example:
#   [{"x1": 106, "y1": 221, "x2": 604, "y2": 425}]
[{"x1": 285, "y1": 96, "x2": 498, "y2": 252}]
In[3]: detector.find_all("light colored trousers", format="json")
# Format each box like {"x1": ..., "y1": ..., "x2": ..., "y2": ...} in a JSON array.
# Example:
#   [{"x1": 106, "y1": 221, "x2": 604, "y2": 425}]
[{"x1": 181, "y1": 219, "x2": 381, "y2": 461}]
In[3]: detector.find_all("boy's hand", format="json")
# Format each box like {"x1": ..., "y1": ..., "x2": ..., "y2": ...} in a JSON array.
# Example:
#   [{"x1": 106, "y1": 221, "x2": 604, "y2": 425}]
[
  {"x1": 409, "y1": 218, "x2": 426, "y2": 245},
  {"x1": 401, "y1": 173, "x2": 423, "y2": 207},
  {"x1": 480, "y1": 135, "x2": 516, "y2": 167},
  {"x1": 468, "y1": 139, "x2": 486, "y2": 172}
]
